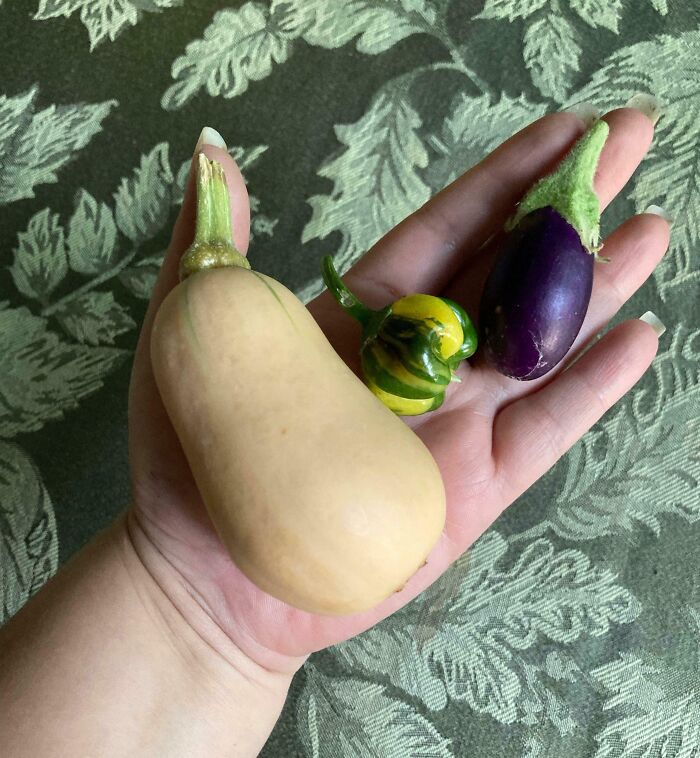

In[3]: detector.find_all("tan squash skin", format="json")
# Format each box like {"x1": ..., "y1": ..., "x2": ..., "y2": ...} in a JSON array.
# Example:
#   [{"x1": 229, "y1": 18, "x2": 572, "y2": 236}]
[{"x1": 151, "y1": 267, "x2": 446, "y2": 615}]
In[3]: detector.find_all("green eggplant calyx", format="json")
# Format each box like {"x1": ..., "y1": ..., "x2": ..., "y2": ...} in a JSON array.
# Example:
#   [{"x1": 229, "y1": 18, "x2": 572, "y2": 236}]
[
  {"x1": 179, "y1": 154, "x2": 251, "y2": 281},
  {"x1": 505, "y1": 119, "x2": 609, "y2": 254}
]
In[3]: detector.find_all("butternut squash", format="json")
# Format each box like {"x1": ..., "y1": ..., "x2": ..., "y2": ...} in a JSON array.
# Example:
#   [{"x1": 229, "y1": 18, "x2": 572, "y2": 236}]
[{"x1": 150, "y1": 156, "x2": 446, "y2": 615}]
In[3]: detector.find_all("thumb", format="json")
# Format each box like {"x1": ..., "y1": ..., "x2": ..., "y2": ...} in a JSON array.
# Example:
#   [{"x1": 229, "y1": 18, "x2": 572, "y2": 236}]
[
  {"x1": 147, "y1": 128, "x2": 251, "y2": 326},
  {"x1": 128, "y1": 127, "x2": 250, "y2": 504}
]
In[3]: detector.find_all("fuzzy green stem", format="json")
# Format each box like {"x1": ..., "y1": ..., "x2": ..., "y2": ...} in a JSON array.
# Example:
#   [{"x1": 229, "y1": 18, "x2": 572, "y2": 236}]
[
  {"x1": 505, "y1": 119, "x2": 610, "y2": 253},
  {"x1": 179, "y1": 155, "x2": 250, "y2": 280},
  {"x1": 321, "y1": 256, "x2": 375, "y2": 327}
]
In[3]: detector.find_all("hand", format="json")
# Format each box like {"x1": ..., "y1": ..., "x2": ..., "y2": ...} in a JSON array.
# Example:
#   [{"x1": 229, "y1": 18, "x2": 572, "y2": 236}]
[{"x1": 127, "y1": 109, "x2": 668, "y2": 676}]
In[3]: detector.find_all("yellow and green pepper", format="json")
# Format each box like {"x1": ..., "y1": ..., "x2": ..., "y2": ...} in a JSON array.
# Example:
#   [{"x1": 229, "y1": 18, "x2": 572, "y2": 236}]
[{"x1": 322, "y1": 256, "x2": 477, "y2": 415}]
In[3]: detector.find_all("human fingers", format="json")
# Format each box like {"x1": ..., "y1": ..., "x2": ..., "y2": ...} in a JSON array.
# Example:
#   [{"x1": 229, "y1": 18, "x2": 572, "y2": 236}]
[{"x1": 491, "y1": 318, "x2": 661, "y2": 501}]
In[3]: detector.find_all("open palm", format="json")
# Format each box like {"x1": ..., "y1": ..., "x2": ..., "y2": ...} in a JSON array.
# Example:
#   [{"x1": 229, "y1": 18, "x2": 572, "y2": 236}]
[{"x1": 127, "y1": 108, "x2": 668, "y2": 673}]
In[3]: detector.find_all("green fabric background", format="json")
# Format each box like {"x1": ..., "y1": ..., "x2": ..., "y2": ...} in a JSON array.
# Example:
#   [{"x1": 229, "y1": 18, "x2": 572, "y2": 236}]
[{"x1": 1, "y1": 1, "x2": 698, "y2": 755}]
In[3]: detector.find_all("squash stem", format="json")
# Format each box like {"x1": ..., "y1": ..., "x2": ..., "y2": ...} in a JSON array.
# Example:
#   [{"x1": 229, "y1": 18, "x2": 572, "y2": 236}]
[
  {"x1": 179, "y1": 155, "x2": 250, "y2": 280},
  {"x1": 321, "y1": 256, "x2": 375, "y2": 327}
]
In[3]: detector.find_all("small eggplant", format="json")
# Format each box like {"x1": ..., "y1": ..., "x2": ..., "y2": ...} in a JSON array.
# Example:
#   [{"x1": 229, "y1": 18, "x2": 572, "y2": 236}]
[{"x1": 480, "y1": 120, "x2": 609, "y2": 380}]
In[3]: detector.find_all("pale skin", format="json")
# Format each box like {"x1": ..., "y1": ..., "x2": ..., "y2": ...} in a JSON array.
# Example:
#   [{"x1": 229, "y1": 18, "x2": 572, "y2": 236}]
[{"x1": 0, "y1": 107, "x2": 668, "y2": 756}]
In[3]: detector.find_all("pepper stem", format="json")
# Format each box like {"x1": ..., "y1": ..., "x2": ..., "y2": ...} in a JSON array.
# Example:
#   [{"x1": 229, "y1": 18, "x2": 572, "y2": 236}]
[
  {"x1": 179, "y1": 154, "x2": 250, "y2": 280},
  {"x1": 321, "y1": 256, "x2": 375, "y2": 327},
  {"x1": 505, "y1": 119, "x2": 609, "y2": 254}
]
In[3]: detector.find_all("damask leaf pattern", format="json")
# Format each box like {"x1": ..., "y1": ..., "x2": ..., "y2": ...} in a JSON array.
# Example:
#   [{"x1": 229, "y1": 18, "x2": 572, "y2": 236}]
[
  {"x1": 573, "y1": 0, "x2": 622, "y2": 33},
  {"x1": 162, "y1": 1, "x2": 437, "y2": 109},
  {"x1": 0, "y1": 305, "x2": 126, "y2": 437},
  {"x1": 0, "y1": 442, "x2": 58, "y2": 623},
  {"x1": 640, "y1": 325, "x2": 700, "y2": 417},
  {"x1": 593, "y1": 623, "x2": 700, "y2": 758},
  {"x1": 335, "y1": 624, "x2": 447, "y2": 711},
  {"x1": 519, "y1": 660, "x2": 579, "y2": 733},
  {"x1": 67, "y1": 190, "x2": 119, "y2": 275},
  {"x1": 567, "y1": 32, "x2": 700, "y2": 299},
  {"x1": 650, "y1": 0, "x2": 668, "y2": 14},
  {"x1": 162, "y1": 3, "x2": 295, "y2": 110},
  {"x1": 114, "y1": 143, "x2": 174, "y2": 243},
  {"x1": 425, "y1": 92, "x2": 546, "y2": 190},
  {"x1": 54, "y1": 291, "x2": 135, "y2": 345},
  {"x1": 424, "y1": 534, "x2": 639, "y2": 721},
  {"x1": 118, "y1": 255, "x2": 163, "y2": 300},
  {"x1": 34, "y1": 0, "x2": 183, "y2": 50},
  {"x1": 1, "y1": 3, "x2": 698, "y2": 755},
  {"x1": 539, "y1": 398, "x2": 699, "y2": 543},
  {"x1": 476, "y1": 0, "x2": 547, "y2": 21},
  {"x1": 0, "y1": 86, "x2": 115, "y2": 204},
  {"x1": 298, "y1": 664, "x2": 454, "y2": 757},
  {"x1": 334, "y1": 532, "x2": 638, "y2": 729},
  {"x1": 9, "y1": 209, "x2": 68, "y2": 303},
  {"x1": 292, "y1": 0, "x2": 435, "y2": 54},
  {"x1": 303, "y1": 85, "x2": 430, "y2": 271},
  {"x1": 519, "y1": 320, "x2": 700, "y2": 544},
  {"x1": 523, "y1": 10, "x2": 581, "y2": 102}
]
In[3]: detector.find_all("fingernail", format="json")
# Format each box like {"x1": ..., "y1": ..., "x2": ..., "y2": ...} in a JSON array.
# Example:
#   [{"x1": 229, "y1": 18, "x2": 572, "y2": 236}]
[
  {"x1": 643, "y1": 204, "x2": 674, "y2": 224},
  {"x1": 565, "y1": 102, "x2": 601, "y2": 129},
  {"x1": 624, "y1": 93, "x2": 663, "y2": 125},
  {"x1": 639, "y1": 310, "x2": 666, "y2": 337},
  {"x1": 195, "y1": 126, "x2": 227, "y2": 153}
]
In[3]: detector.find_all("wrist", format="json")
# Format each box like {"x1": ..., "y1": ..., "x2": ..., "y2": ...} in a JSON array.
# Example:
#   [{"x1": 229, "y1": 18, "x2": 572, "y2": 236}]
[{"x1": 119, "y1": 510, "x2": 301, "y2": 756}]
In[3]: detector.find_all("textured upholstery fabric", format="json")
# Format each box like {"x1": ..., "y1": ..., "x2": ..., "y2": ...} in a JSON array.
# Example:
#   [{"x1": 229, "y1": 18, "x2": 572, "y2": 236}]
[{"x1": 1, "y1": 2, "x2": 698, "y2": 755}]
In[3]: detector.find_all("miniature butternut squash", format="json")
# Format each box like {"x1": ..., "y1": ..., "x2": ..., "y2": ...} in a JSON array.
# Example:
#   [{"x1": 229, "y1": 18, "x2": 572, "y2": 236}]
[{"x1": 150, "y1": 155, "x2": 446, "y2": 615}]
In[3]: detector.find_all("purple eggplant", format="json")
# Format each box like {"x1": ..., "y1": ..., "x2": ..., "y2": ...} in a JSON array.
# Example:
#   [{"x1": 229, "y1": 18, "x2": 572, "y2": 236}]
[
  {"x1": 480, "y1": 207, "x2": 593, "y2": 379},
  {"x1": 479, "y1": 119, "x2": 609, "y2": 381}
]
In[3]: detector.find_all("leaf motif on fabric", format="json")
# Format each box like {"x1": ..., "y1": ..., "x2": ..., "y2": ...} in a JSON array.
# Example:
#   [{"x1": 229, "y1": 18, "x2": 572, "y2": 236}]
[
  {"x1": 0, "y1": 442, "x2": 58, "y2": 623},
  {"x1": 0, "y1": 305, "x2": 126, "y2": 437},
  {"x1": 573, "y1": 0, "x2": 622, "y2": 33},
  {"x1": 567, "y1": 32, "x2": 700, "y2": 299},
  {"x1": 334, "y1": 532, "x2": 638, "y2": 728},
  {"x1": 67, "y1": 190, "x2": 119, "y2": 275},
  {"x1": 162, "y1": 3, "x2": 294, "y2": 110},
  {"x1": 518, "y1": 660, "x2": 579, "y2": 733},
  {"x1": 593, "y1": 628, "x2": 700, "y2": 757},
  {"x1": 426, "y1": 534, "x2": 639, "y2": 719},
  {"x1": 251, "y1": 211, "x2": 278, "y2": 241},
  {"x1": 425, "y1": 92, "x2": 547, "y2": 190},
  {"x1": 542, "y1": 382, "x2": 700, "y2": 543},
  {"x1": 114, "y1": 143, "x2": 174, "y2": 243},
  {"x1": 303, "y1": 85, "x2": 430, "y2": 272},
  {"x1": 297, "y1": 664, "x2": 454, "y2": 757},
  {"x1": 34, "y1": 0, "x2": 182, "y2": 50},
  {"x1": 637, "y1": 324, "x2": 700, "y2": 420},
  {"x1": 9, "y1": 209, "x2": 68, "y2": 303},
  {"x1": 650, "y1": 0, "x2": 668, "y2": 13},
  {"x1": 523, "y1": 11, "x2": 580, "y2": 101},
  {"x1": 476, "y1": 0, "x2": 547, "y2": 21},
  {"x1": 0, "y1": 86, "x2": 115, "y2": 204},
  {"x1": 118, "y1": 254, "x2": 164, "y2": 300},
  {"x1": 335, "y1": 624, "x2": 448, "y2": 711},
  {"x1": 54, "y1": 291, "x2": 135, "y2": 345},
  {"x1": 291, "y1": 0, "x2": 436, "y2": 54}
]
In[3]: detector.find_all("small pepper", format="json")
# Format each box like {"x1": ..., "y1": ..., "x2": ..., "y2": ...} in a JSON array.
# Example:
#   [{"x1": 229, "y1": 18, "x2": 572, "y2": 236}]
[{"x1": 322, "y1": 256, "x2": 477, "y2": 415}]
